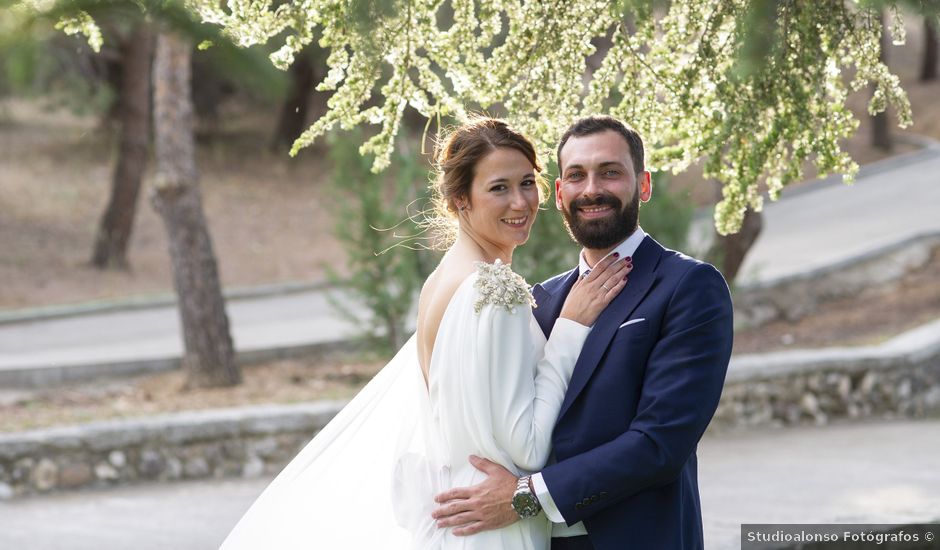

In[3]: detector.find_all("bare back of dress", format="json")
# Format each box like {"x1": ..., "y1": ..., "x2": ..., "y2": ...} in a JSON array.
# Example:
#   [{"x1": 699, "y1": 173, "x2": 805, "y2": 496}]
[{"x1": 219, "y1": 261, "x2": 583, "y2": 550}]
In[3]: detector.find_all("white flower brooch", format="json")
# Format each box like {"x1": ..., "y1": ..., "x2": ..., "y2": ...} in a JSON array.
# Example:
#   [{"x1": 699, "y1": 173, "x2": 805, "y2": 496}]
[{"x1": 473, "y1": 259, "x2": 536, "y2": 314}]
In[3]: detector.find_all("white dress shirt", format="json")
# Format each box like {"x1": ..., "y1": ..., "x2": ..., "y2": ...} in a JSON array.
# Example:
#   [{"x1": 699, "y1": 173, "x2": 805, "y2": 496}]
[{"x1": 530, "y1": 227, "x2": 647, "y2": 538}]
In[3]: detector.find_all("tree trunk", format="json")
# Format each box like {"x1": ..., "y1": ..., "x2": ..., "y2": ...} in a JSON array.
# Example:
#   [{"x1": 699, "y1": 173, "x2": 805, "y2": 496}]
[
  {"x1": 708, "y1": 207, "x2": 763, "y2": 284},
  {"x1": 871, "y1": 9, "x2": 892, "y2": 151},
  {"x1": 150, "y1": 30, "x2": 240, "y2": 389},
  {"x1": 91, "y1": 23, "x2": 154, "y2": 269},
  {"x1": 270, "y1": 50, "x2": 315, "y2": 152},
  {"x1": 922, "y1": 17, "x2": 938, "y2": 82}
]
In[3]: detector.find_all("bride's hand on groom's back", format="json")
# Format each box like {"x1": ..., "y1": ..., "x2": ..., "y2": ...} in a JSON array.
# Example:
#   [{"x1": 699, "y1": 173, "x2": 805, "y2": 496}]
[
  {"x1": 431, "y1": 455, "x2": 518, "y2": 536},
  {"x1": 560, "y1": 254, "x2": 633, "y2": 327}
]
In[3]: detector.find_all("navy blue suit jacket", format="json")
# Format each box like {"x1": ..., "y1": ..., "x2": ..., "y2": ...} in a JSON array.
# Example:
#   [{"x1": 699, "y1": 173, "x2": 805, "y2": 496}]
[{"x1": 531, "y1": 235, "x2": 733, "y2": 550}]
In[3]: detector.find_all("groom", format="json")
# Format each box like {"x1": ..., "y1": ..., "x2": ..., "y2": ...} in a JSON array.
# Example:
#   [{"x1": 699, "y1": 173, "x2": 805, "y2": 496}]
[{"x1": 431, "y1": 115, "x2": 734, "y2": 549}]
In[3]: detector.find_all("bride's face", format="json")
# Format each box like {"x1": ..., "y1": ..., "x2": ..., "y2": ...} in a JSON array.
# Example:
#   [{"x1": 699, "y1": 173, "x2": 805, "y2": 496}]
[{"x1": 459, "y1": 147, "x2": 540, "y2": 249}]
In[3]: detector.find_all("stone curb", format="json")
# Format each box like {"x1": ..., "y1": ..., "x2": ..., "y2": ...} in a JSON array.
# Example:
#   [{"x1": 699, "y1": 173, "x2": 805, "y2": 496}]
[
  {"x1": 728, "y1": 318, "x2": 940, "y2": 383},
  {"x1": 715, "y1": 318, "x2": 940, "y2": 429},
  {"x1": 0, "y1": 402, "x2": 346, "y2": 499},
  {"x1": 0, "y1": 401, "x2": 346, "y2": 461},
  {"x1": 2, "y1": 317, "x2": 938, "y2": 498}
]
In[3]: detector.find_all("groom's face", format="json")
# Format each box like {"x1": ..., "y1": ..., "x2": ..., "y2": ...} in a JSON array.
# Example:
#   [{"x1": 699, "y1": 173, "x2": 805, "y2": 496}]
[{"x1": 555, "y1": 130, "x2": 651, "y2": 250}]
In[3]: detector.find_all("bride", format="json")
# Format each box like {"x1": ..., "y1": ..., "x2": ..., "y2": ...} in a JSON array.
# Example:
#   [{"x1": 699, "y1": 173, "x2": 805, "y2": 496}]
[{"x1": 219, "y1": 117, "x2": 632, "y2": 549}]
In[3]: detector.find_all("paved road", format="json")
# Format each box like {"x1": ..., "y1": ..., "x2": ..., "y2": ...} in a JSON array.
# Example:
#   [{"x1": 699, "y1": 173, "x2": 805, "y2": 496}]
[
  {"x1": 2, "y1": 419, "x2": 938, "y2": 550},
  {"x1": 1, "y1": 147, "x2": 939, "y2": 386},
  {"x1": 735, "y1": 148, "x2": 940, "y2": 284},
  {"x1": 0, "y1": 289, "x2": 364, "y2": 372},
  {"x1": 699, "y1": 419, "x2": 940, "y2": 548}
]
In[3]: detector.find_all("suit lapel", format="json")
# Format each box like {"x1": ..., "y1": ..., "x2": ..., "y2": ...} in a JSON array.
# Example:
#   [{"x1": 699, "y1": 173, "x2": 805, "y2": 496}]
[
  {"x1": 532, "y1": 268, "x2": 580, "y2": 339},
  {"x1": 557, "y1": 236, "x2": 664, "y2": 421}
]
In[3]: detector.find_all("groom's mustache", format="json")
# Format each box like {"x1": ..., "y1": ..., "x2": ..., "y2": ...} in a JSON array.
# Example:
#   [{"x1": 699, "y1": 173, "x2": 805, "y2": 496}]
[{"x1": 569, "y1": 195, "x2": 623, "y2": 216}]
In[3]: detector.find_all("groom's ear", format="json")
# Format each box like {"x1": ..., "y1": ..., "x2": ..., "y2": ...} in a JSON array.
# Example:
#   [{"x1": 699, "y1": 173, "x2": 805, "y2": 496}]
[
  {"x1": 638, "y1": 171, "x2": 652, "y2": 203},
  {"x1": 555, "y1": 177, "x2": 564, "y2": 210}
]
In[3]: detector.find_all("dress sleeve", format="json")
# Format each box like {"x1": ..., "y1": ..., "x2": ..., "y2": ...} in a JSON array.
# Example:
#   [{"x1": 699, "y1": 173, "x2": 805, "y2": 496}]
[{"x1": 475, "y1": 302, "x2": 589, "y2": 472}]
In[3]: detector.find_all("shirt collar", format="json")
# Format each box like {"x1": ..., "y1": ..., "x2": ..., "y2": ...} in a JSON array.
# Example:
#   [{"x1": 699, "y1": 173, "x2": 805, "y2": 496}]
[{"x1": 578, "y1": 226, "x2": 647, "y2": 276}]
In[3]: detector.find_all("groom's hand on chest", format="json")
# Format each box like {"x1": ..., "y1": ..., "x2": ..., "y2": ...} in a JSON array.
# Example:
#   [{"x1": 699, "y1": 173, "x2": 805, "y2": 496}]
[{"x1": 431, "y1": 455, "x2": 519, "y2": 536}]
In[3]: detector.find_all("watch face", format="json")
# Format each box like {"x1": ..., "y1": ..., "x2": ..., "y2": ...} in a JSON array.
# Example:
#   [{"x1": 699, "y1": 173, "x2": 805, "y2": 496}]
[{"x1": 512, "y1": 493, "x2": 539, "y2": 518}]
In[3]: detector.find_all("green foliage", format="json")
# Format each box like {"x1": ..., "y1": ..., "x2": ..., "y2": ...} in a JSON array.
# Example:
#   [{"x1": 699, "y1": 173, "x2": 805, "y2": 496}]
[
  {"x1": 511, "y1": 159, "x2": 578, "y2": 284},
  {"x1": 0, "y1": 32, "x2": 114, "y2": 114},
  {"x1": 0, "y1": 37, "x2": 42, "y2": 94},
  {"x1": 638, "y1": 172, "x2": 694, "y2": 252},
  {"x1": 324, "y1": 130, "x2": 438, "y2": 354},
  {"x1": 0, "y1": 9, "x2": 69, "y2": 96},
  {"x1": 510, "y1": 203, "x2": 578, "y2": 285},
  {"x1": 6, "y1": 0, "x2": 286, "y2": 99},
  {"x1": 54, "y1": 9, "x2": 101, "y2": 51}
]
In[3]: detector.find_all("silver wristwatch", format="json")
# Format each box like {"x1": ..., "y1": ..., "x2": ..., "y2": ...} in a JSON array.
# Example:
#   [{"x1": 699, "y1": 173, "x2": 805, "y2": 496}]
[{"x1": 511, "y1": 475, "x2": 542, "y2": 519}]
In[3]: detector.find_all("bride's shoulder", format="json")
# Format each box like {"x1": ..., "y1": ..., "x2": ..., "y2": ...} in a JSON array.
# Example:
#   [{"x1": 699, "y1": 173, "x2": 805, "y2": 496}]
[{"x1": 472, "y1": 259, "x2": 535, "y2": 314}]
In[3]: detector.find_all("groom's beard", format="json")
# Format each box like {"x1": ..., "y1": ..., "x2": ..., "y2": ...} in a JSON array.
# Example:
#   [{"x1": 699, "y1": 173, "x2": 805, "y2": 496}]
[{"x1": 561, "y1": 191, "x2": 639, "y2": 250}]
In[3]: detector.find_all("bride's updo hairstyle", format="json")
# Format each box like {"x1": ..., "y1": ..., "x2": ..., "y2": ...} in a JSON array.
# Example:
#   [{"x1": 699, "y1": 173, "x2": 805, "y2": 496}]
[{"x1": 428, "y1": 116, "x2": 547, "y2": 247}]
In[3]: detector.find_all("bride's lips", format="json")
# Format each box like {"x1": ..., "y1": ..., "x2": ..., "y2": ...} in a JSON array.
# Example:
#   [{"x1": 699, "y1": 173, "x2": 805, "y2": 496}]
[
  {"x1": 577, "y1": 205, "x2": 614, "y2": 219},
  {"x1": 500, "y1": 215, "x2": 529, "y2": 228}
]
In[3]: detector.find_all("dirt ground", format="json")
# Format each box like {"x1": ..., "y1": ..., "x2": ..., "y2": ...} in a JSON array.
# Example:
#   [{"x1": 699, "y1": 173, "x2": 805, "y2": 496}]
[
  {"x1": 733, "y1": 247, "x2": 940, "y2": 354},
  {"x1": 0, "y1": 352, "x2": 386, "y2": 432},
  {"x1": 0, "y1": 98, "x2": 346, "y2": 310}
]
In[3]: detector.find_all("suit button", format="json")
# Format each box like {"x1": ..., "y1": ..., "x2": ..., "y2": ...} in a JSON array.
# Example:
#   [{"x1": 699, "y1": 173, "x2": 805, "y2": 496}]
[
  {"x1": 581, "y1": 498, "x2": 591, "y2": 506},
  {"x1": 600, "y1": 492, "x2": 608, "y2": 498},
  {"x1": 591, "y1": 495, "x2": 599, "y2": 502},
  {"x1": 575, "y1": 503, "x2": 583, "y2": 510}
]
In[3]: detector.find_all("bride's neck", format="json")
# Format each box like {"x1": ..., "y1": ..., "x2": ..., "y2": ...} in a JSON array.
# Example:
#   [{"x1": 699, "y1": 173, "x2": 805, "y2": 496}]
[{"x1": 451, "y1": 230, "x2": 514, "y2": 265}]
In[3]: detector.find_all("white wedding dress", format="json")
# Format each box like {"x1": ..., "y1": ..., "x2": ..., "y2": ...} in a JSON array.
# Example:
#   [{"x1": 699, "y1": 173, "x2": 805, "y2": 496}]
[{"x1": 220, "y1": 261, "x2": 587, "y2": 549}]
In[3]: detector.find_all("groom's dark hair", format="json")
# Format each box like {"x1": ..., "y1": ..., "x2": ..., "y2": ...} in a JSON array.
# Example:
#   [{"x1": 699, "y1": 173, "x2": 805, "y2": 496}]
[{"x1": 556, "y1": 116, "x2": 645, "y2": 175}]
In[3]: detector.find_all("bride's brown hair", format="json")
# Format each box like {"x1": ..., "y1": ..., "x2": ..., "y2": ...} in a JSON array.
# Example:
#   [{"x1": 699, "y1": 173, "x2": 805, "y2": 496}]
[{"x1": 427, "y1": 116, "x2": 547, "y2": 247}]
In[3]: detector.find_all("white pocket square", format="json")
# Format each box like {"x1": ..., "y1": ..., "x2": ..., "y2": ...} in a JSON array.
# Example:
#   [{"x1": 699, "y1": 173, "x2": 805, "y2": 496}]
[{"x1": 618, "y1": 318, "x2": 646, "y2": 329}]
